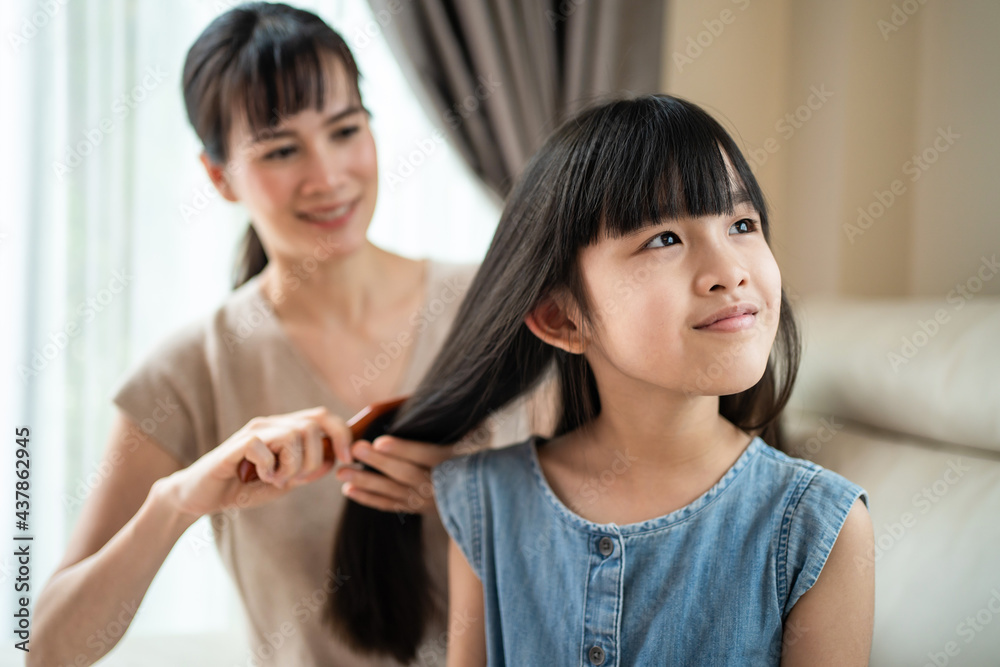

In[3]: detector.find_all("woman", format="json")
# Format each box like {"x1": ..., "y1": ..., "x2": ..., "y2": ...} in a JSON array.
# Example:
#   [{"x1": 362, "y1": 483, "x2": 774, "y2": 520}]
[{"x1": 30, "y1": 4, "x2": 551, "y2": 665}]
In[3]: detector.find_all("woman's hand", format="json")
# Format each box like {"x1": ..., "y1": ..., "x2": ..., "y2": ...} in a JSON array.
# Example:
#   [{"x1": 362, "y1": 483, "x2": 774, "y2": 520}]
[
  {"x1": 336, "y1": 436, "x2": 458, "y2": 514},
  {"x1": 158, "y1": 406, "x2": 353, "y2": 518}
]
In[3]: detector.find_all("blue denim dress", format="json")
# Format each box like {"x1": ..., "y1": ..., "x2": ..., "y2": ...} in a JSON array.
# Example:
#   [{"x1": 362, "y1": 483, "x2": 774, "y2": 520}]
[{"x1": 432, "y1": 435, "x2": 868, "y2": 666}]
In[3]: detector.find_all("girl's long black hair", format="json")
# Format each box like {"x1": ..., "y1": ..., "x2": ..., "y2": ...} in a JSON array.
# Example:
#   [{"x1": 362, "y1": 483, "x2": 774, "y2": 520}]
[{"x1": 328, "y1": 94, "x2": 802, "y2": 662}]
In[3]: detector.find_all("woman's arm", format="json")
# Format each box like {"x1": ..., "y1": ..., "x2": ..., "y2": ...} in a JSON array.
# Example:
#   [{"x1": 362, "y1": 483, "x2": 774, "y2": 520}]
[
  {"x1": 30, "y1": 411, "x2": 193, "y2": 666},
  {"x1": 446, "y1": 537, "x2": 487, "y2": 667},
  {"x1": 32, "y1": 405, "x2": 350, "y2": 665},
  {"x1": 780, "y1": 498, "x2": 875, "y2": 666}
]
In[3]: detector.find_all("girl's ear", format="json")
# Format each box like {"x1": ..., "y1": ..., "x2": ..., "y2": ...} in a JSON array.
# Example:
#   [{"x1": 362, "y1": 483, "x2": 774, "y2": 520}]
[
  {"x1": 524, "y1": 291, "x2": 587, "y2": 355},
  {"x1": 199, "y1": 151, "x2": 239, "y2": 202}
]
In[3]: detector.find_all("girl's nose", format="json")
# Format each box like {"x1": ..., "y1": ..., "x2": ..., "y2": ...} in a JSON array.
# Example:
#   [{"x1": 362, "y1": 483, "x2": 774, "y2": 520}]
[{"x1": 693, "y1": 241, "x2": 750, "y2": 294}]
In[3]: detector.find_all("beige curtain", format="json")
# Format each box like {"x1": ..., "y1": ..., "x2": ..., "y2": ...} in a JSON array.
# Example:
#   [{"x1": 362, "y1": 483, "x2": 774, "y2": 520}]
[{"x1": 369, "y1": 0, "x2": 665, "y2": 195}]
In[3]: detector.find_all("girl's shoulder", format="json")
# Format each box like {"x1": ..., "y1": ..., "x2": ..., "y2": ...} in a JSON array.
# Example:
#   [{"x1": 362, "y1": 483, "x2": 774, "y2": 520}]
[
  {"x1": 750, "y1": 439, "x2": 868, "y2": 513},
  {"x1": 748, "y1": 440, "x2": 869, "y2": 617},
  {"x1": 433, "y1": 437, "x2": 534, "y2": 491}
]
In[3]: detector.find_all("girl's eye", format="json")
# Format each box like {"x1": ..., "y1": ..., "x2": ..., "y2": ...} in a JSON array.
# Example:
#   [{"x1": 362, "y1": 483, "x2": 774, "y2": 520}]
[
  {"x1": 730, "y1": 218, "x2": 759, "y2": 234},
  {"x1": 263, "y1": 145, "x2": 297, "y2": 160},
  {"x1": 645, "y1": 231, "x2": 680, "y2": 250}
]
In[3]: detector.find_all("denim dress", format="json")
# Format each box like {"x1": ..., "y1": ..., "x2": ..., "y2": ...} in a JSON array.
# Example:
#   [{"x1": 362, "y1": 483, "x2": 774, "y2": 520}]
[{"x1": 431, "y1": 435, "x2": 868, "y2": 666}]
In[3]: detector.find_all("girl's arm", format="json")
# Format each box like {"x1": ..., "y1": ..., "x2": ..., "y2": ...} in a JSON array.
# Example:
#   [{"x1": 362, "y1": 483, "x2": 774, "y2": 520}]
[
  {"x1": 446, "y1": 537, "x2": 487, "y2": 667},
  {"x1": 780, "y1": 499, "x2": 875, "y2": 666}
]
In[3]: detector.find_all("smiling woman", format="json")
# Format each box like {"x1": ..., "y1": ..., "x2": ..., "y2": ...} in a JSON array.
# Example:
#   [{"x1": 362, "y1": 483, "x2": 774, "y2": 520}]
[{"x1": 26, "y1": 3, "x2": 548, "y2": 666}]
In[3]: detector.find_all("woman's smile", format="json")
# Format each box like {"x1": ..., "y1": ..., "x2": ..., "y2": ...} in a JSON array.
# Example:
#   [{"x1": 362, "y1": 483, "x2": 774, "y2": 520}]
[{"x1": 297, "y1": 199, "x2": 358, "y2": 228}]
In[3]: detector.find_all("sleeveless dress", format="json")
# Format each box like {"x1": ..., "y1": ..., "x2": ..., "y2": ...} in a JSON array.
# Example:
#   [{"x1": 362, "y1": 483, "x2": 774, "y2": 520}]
[{"x1": 432, "y1": 434, "x2": 869, "y2": 666}]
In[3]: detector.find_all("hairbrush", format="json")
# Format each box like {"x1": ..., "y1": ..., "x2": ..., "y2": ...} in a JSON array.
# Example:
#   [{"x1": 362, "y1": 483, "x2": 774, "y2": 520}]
[{"x1": 236, "y1": 396, "x2": 408, "y2": 483}]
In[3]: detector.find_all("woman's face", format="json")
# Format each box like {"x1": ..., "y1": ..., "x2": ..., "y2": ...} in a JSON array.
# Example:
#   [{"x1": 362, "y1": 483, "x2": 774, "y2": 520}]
[
  {"x1": 212, "y1": 57, "x2": 378, "y2": 264},
  {"x1": 575, "y1": 179, "x2": 782, "y2": 401}
]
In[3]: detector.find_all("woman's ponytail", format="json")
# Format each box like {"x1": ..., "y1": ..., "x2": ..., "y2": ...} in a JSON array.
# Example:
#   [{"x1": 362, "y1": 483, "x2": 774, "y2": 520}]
[{"x1": 232, "y1": 223, "x2": 268, "y2": 289}]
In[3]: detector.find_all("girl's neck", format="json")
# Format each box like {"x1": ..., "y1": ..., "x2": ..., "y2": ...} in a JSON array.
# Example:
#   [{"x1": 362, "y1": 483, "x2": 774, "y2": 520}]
[
  {"x1": 538, "y1": 396, "x2": 753, "y2": 525},
  {"x1": 585, "y1": 393, "x2": 743, "y2": 470}
]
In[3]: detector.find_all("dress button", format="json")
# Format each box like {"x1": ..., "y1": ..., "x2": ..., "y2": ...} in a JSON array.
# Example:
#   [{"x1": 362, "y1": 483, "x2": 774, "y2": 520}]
[
  {"x1": 598, "y1": 536, "x2": 614, "y2": 557},
  {"x1": 588, "y1": 645, "x2": 606, "y2": 665}
]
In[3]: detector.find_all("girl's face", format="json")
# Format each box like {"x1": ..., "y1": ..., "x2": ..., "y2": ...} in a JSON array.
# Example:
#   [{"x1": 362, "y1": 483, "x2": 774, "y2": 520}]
[
  {"x1": 576, "y1": 185, "x2": 782, "y2": 400},
  {"x1": 210, "y1": 57, "x2": 378, "y2": 263}
]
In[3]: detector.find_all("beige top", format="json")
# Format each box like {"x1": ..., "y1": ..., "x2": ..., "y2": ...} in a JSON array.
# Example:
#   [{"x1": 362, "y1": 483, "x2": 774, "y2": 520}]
[{"x1": 111, "y1": 258, "x2": 554, "y2": 666}]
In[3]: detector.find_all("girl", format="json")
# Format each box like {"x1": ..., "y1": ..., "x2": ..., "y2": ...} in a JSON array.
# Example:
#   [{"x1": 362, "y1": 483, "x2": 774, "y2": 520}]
[
  {"x1": 31, "y1": 3, "x2": 549, "y2": 665},
  {"x1": 371, "y1": 94, "x2": 875, "y2": 665}
]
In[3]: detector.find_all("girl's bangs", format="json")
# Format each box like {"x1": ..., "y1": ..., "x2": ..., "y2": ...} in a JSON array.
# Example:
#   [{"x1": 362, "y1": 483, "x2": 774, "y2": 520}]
[{"x1": 581, "y1": 97, "x2": 765, "y2": 243}]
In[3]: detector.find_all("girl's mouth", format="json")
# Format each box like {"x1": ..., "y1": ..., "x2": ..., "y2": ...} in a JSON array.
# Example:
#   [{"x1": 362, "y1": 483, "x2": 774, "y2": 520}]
[{"x1": 695, "y1": 313, "x2": 757, "y2": 332}]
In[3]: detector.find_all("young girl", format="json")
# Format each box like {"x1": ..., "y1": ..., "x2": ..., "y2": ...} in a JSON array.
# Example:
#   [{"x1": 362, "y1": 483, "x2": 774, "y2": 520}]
[{"x1": 373, "y1": 94, "x2": 874, "y2": 665}]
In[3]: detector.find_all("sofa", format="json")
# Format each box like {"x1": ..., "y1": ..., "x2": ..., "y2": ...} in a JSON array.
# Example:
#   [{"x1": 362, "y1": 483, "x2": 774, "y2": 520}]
[{"x1": 780, "y1": 295, "x2": 1000, "y2": 666}]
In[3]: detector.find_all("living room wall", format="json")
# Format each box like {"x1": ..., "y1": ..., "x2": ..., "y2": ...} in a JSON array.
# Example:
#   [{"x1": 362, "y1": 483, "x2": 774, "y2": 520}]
[{"x1": 661, "y1": 0, "x2": 1000, "y2": 299}]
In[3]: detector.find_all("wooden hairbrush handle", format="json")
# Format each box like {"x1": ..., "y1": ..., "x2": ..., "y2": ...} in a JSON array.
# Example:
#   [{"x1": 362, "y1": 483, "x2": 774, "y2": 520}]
[{"x1": 236, "y1": 396, "x2": 408, "y2": 483}]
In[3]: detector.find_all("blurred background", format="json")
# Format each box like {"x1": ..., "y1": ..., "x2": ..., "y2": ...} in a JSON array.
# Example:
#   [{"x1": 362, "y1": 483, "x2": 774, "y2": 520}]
[{"x1": 1, "y1": 0, "x2": 997, "y2": 665}]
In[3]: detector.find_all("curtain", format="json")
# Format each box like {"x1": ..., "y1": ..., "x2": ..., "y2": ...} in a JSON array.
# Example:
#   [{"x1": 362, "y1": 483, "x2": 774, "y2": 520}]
[{"x1": 368, "y1": 0, "x2": 666, "y2": 195}]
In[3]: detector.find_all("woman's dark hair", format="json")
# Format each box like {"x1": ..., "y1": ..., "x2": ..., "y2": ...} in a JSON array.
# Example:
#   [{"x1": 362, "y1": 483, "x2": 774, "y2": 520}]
[
  {"x1": 181, "y1": 2, "x2": 363, "y2": 290},
  {"x1": 329, "y1": 94, "x2": 802, "y2": 662}
]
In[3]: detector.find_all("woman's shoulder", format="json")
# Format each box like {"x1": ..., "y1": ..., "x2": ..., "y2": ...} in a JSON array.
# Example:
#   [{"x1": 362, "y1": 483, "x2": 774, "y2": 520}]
[{"x1": 118, "y1": 276, "x2": 267, "y2": 376}]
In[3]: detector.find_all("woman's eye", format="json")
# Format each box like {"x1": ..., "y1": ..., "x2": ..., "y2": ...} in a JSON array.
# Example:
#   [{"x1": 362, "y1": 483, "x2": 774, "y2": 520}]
[
  {"x1": 730, "y1": 218, "x2": 759, "y2": 234},
  {"x1": 332, "y1": 125, "x2": 360, "y2": 140},
  {"x1": 264, "y1": 145, "x2": 297, "y2": 160},
  {"x1": 645, "y1": 231, "x2": 680, "y2": 249}
]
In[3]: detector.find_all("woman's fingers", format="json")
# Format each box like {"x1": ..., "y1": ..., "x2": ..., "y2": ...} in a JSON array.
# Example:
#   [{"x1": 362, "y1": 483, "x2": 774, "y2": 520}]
[
  {"x1": 294, "y1": 420, "x2": 325, "y2": 481},
  {"x1": 271, "y1": 431, "x2": 303, "y2": 487},
  {"x1": 302, "y1": 406, "x2": 354, "y2": 465},
  {"x1": 243, "y1": 436, "x2": 278, "y2": 482}
]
